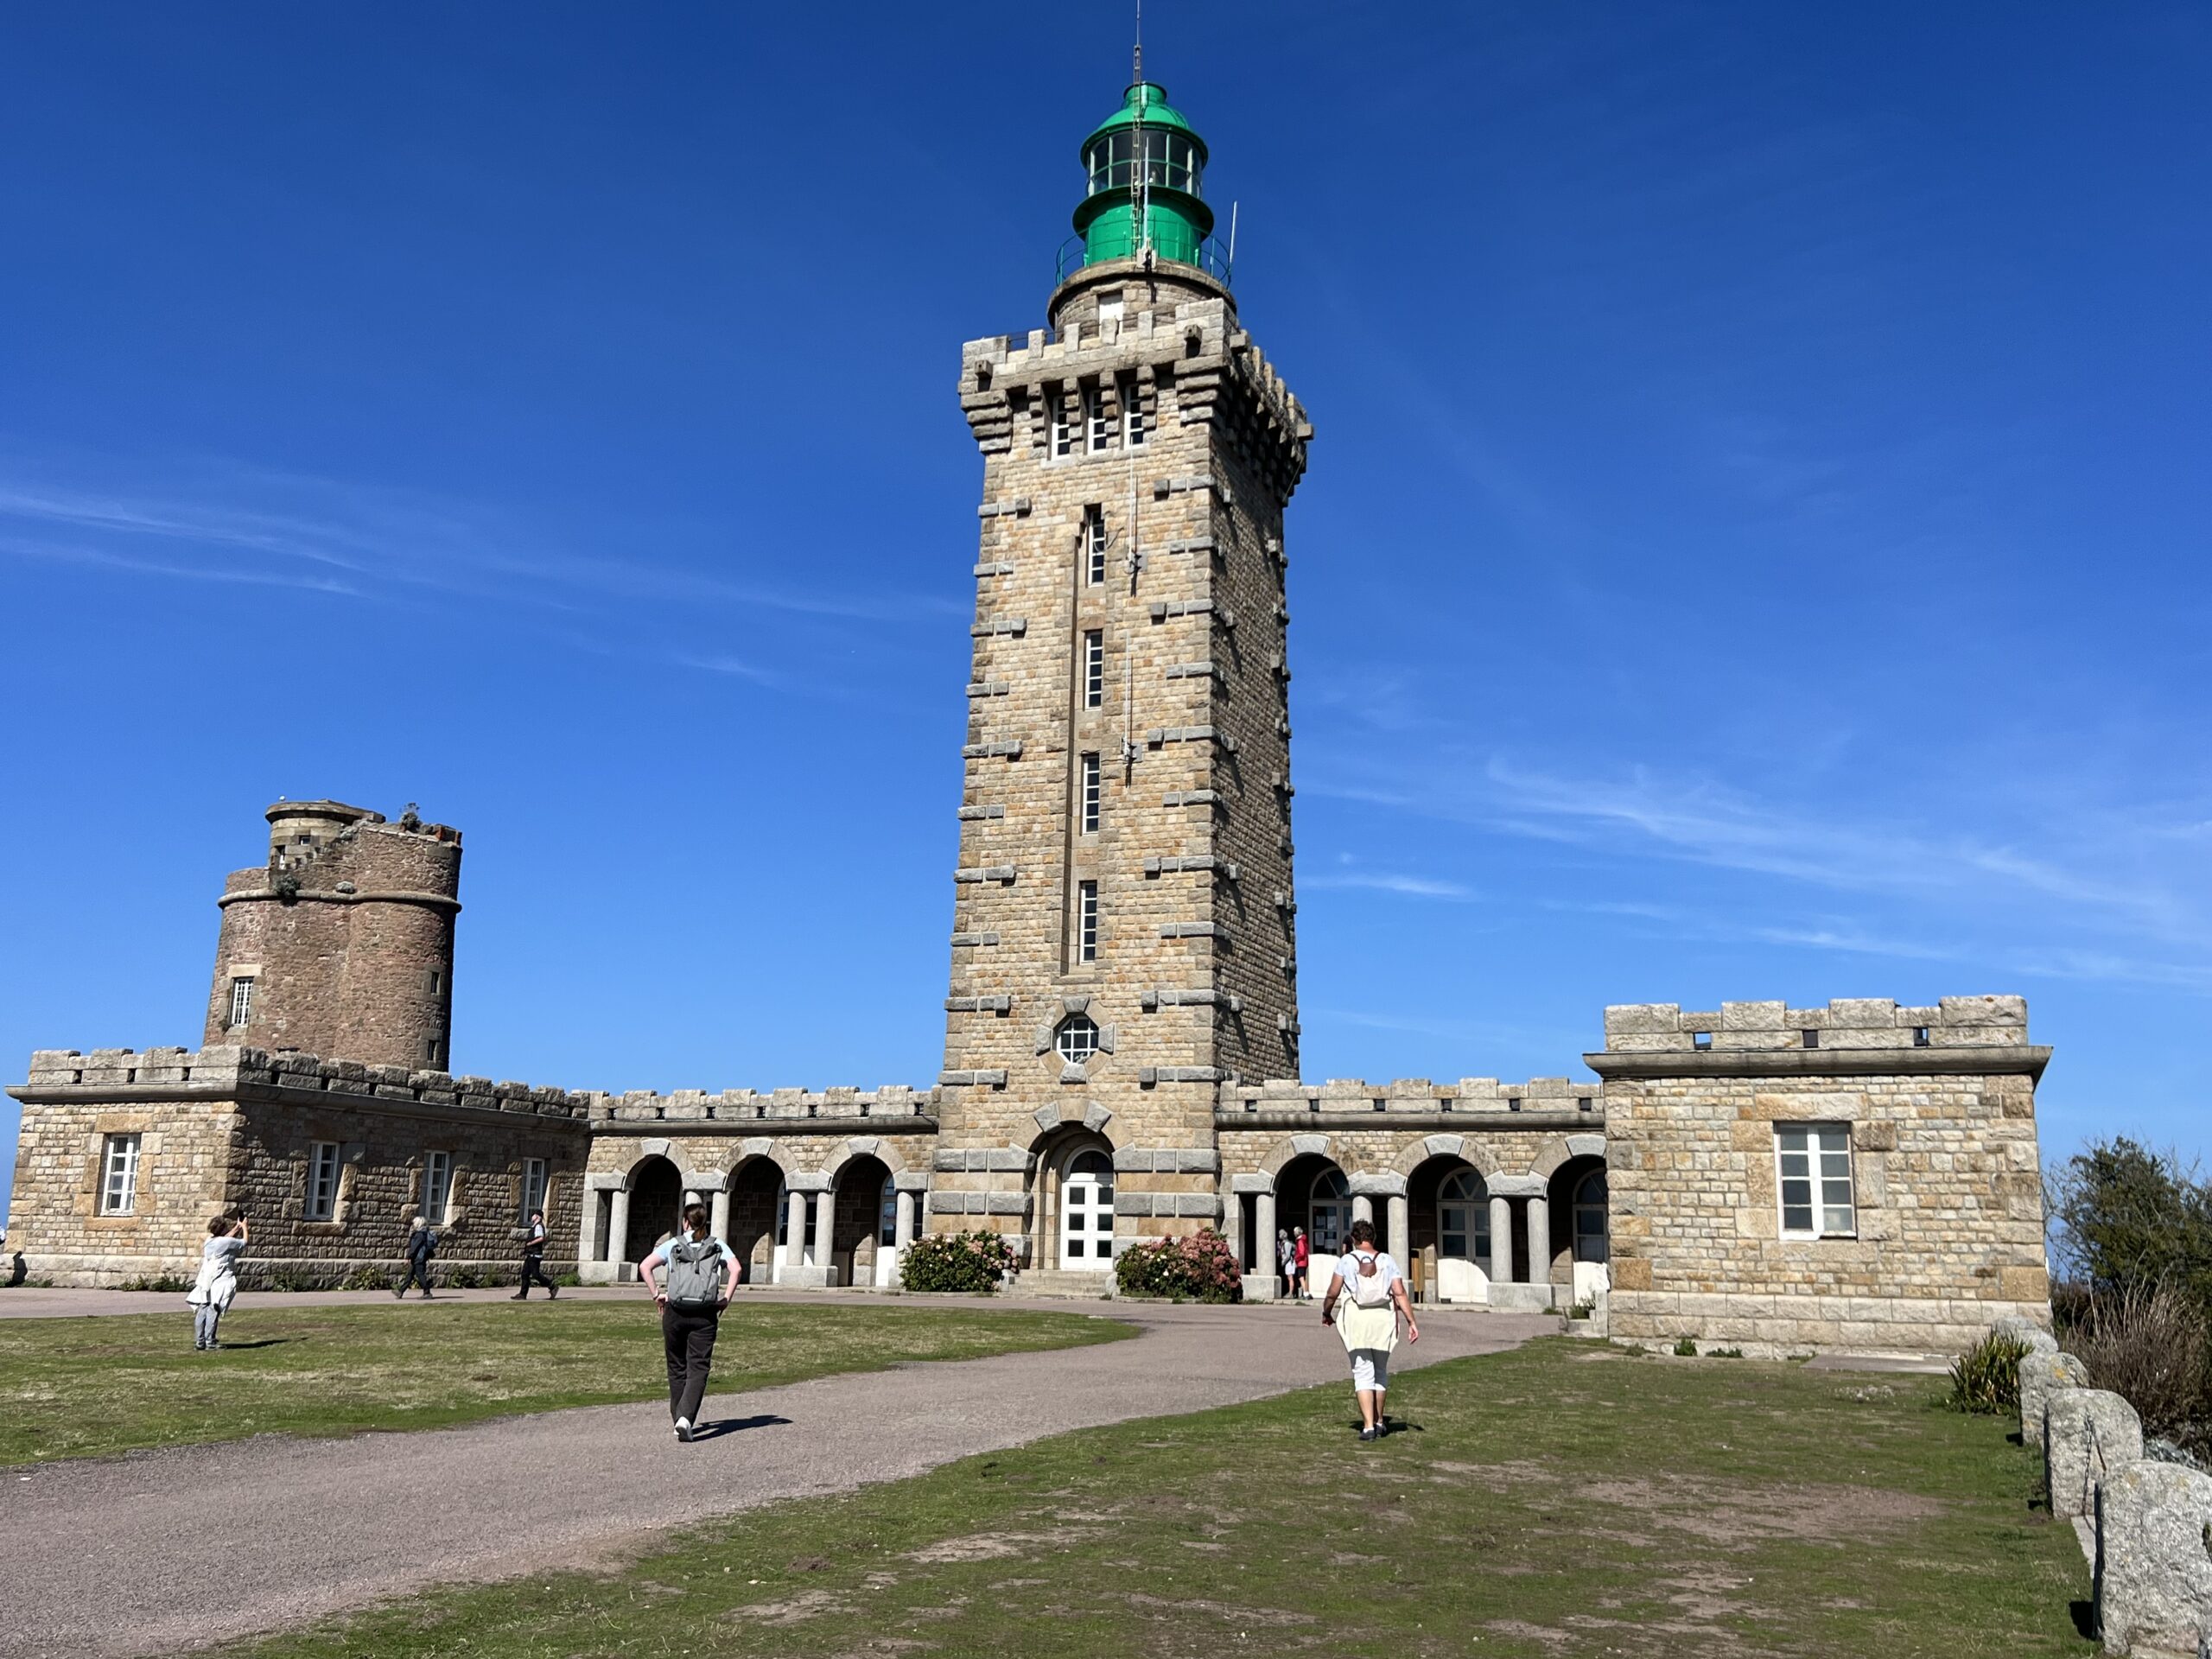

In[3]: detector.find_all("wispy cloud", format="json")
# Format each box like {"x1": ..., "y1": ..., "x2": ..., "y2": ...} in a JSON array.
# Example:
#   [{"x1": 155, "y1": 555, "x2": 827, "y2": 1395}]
[{"x1": 1304, "y1": 870, "x2": 1478, "y2": 900}]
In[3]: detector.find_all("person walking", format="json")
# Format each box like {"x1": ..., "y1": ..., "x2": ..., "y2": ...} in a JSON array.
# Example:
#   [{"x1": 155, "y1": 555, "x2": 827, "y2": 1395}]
[
  {"x1": 512, "y1": 1208, "x2": 558, "y2": 1300},
  {"x1": 395, "y1": 1214, "x2": 439, "y2": 1299},
  {"x1": 1291, "y1": 1224, "x2": 1310, "y2": 1300},
  {"x1": 1319, "y1": 1217, "x2": 1419, "y2": 1442},
  {"x1": 1275, "y1": 1228, "x2": 1294, "y2": 1300},
  {"x1": 640, "y1": 1202, "x2": 737, "y2": 1442},
  {"x1": 185, "y1": 1214, "x2": 248, "y2": 1350}
]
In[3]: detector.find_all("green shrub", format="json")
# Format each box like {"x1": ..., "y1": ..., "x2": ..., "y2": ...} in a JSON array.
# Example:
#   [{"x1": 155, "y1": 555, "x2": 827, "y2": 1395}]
[
  {"x1": 1945, "y1": 1331, "x2": 2032, "y2": 1414},
  {"x1": 1673, "y1": 1336, "x2": 1698, "y2": 1357},
  {"x1": 900, "y1": 1230, "x2": 1016, "y2": 1294},
  {"x1": 340, "y1": 1262, "x2": 392, "y2": 1292},
  {"x1": 119, "y1": 1274, "x2": 193, "y2": 1294},
  {"x1": 1566, "y1": 1298, "x2": 1595, "y2": 1321},
  {"x1": 2064, "y1": 1284, "x2": 2212, "y2": 1457},
  {"x1": 1708, "y1": 1347, "x2": 1745, "y2": 1359},
  {"x1": 261, "y1": 1263, "x2": 316, "y2": 1294},
  {"x1": 445, "y1": 1265, "x2": 486, "y2": 1291},
  {"x1": 554, "y1": 1269, "x2": 582, "y2": 1287},
  {"x1": 1114, "y1": 1230, "x2": 1243, "y2": 1302}
]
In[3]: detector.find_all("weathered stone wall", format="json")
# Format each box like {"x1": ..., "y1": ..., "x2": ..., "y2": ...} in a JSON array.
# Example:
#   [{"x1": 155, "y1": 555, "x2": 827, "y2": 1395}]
[
  {"x1": 5, "y1": 1045, "x2": 588, "y2": 1286},
  {"x1": 206, "y1": 800, "x2": 461, "y2": 1071},
  {"x1": 1596, "y1": 996, "x2": 2050, "y2": 1353},
  {"x1": 937, "y1": 258, "x2": 1313, "y2": 1263}
]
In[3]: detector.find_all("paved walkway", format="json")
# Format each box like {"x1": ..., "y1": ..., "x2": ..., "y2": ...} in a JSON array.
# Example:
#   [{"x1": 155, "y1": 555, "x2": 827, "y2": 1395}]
[{"x1": 0, "y1": 1294, "x2": 1554, "y2": 1656}]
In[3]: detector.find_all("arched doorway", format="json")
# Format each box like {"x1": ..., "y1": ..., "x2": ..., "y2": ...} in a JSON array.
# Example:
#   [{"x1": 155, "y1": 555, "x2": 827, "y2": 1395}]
[
  {"x1": 1545, "y1": 1154, "x2": 1608, "y2": 1295},
  {"x1": 830, "y1": 1155, "x2": 893, "y2": 1287},
  {"x1": 1274, "y1": 1152, "x2": 1351, "y2": 1293},
  {"x1": 1571, "y1": 1167, "x2": 1608, "y2": 1264},
  {"x1": 726, "y1": 1158, "x2": 784, "y2": 1283},
  {"x1": 1058, "y1": 1147, "x2": 1115, "y2": 1270},
  {"x1": 1408, "y1": 1157, "x2": 1490, "y2": 1303},
  {"x1": 623, "y1": 1155, "x2": 683, "y2": 1263}
]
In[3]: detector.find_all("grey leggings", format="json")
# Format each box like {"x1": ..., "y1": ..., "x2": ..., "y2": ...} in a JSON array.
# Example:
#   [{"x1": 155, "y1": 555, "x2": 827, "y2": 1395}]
[{"x1": 194, "y1": 1303, "x2": 224, "y2": 1347}]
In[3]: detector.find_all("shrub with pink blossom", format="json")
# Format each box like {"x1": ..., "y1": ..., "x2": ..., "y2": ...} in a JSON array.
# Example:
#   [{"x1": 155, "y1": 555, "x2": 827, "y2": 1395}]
[{"x1": 1113, "y1": 1228, "x2": 1243, "y2": 1303}]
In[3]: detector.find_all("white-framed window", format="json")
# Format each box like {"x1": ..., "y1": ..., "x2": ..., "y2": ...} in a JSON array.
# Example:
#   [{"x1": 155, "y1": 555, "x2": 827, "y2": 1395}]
[
  {"x1": 1084, "y1": 384, "x2": 1110, "y2": 454},
  {"x1": 98, "y1": 1133, "x2": 142, "y2": 1216},
  {"x1": 227, "y1": 976, "x2": 254, "y2": 1028},
  {"x1": 1051, "y1": 388, "x2": 1074, "y2": 458},
  {"x1": 1438, "y1": 1166, "x2": 1490, "y2": 1261},
  {"x1": 521, "y1": 1158, "x2": 548, "y2": 1223},
  {"x1": 1310, "y1": 1167, "x2": 1351, "y2": 1256},
  {"x1": 1077, "y1": 880, "x2": 1099, "y2": 963},
  {"x1": 423, "y1": 1150, "x2": 454, "y2": 1225},
  {"x1": 306, "y1": 1141, "x2": 341, "y2": 1222},
  {"x1": 878, "y1": 1175, "x2": 899, "y2": 1247},
  {"x1": 1121, "y1": 372, "x2": 1147, "y2": 448},
  {"x1": 1776, "y1": 1124, "x2": 1854, "y2": 1238},
  {"x1": 1572, "y1": 1168, "x2": 1609, "y2": 1262},
  {"x1": 1084, "y1": 505, "x2": 1108, "y2": 586},
  {"x1": 1079, "y1": 752, "x2": 1102, "y2": 834},
  {"x1": 1055, "y1": 1012, "x2": 1102, "y2": 1065},
  {"x1": 1083, "y1": 630, "x2": 1104, "y2": 708}
]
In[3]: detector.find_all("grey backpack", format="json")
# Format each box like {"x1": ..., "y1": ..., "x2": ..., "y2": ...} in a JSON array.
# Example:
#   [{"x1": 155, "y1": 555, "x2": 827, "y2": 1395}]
[{"x1": 664, "y1": 1236, "x2": 727, "y2": 1309}]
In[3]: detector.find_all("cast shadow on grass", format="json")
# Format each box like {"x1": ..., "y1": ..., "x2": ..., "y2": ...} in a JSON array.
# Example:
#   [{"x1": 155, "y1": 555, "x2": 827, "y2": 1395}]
[
  {"x1": 2069, "y1": 1600, "x2": 2096, "y2": 1639},
  {"x1": 691, "y1": 1414, "x2": 791, "y2": 1440},
  {"x1": 213, "y1": 1339, "x2": 293, "y2": 1351}
]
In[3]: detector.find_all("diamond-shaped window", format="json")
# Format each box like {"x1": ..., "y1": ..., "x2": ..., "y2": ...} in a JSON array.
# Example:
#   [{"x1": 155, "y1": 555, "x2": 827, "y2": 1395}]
[{"x1": 1054, "y1": 1013, "x2": 1101, "y2": 1065}]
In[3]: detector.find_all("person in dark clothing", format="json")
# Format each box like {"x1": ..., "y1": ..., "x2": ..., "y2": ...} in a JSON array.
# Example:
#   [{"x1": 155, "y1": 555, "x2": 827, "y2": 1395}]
[
  {"x1": 640, "y1": 1203, "x2": 736, "y2": 1442},
  {"x1": 512, "y1": 1208, "x2": 558, "y2": 1300},
  {"x1": 395, "y1": 1215, "x2": 439, "y2": 1298}
]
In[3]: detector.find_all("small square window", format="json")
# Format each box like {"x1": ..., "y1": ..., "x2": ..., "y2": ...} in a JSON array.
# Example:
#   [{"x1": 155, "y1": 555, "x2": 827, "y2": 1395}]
[
  {"x1": 1776, "y1": 1124, "x2": 1855, "y2": 1239},
  {"x1": 1507, "y1": 1096, "x2": 1522, "y2": 1113},
  {"x1": 1913, "y1": 1026, "x2": 1931, "y2": 1047},
  {"x1": 306, "y1": 1141, "x2": 340, "y2": 1221},
  {"x1": 1577, "y1": 1096, "x2": 1593, "y2": 1113},
  {"x1": 1692, "y1": 1030, "x2": 1713, "y2": 1052},
  {"x1": 1802, "y1": 1028, "x2": 1819, "y2": 1049},
  {"x1": 99, "y1": 1133, "x2": 142, "y2": 1216}
]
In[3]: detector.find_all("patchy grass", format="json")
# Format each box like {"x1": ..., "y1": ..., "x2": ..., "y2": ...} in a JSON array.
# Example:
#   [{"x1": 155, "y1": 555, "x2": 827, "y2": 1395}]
[
  {"x1": 229, "y1": 1338, "x2": 2093, "y2": 1657},
  {"x1": 0, "y1": 1300, "x2": 1128, "y2": 1466}
]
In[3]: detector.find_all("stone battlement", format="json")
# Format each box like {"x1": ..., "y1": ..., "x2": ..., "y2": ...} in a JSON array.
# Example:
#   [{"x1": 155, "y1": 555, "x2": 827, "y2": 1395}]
[
  {"x1": 1599, "y1": 995, "x2": 2030, "y2": 1053},
  {"x1": 1218, "y1": 1076, "x2": 1598, "y2": 1118},
  {"x1": 590, "y1": 1084, "x2": 938, "y2": 1124},
  {"x1": 22, "y1": 1046, "x2": 591, "y2": 1118}
]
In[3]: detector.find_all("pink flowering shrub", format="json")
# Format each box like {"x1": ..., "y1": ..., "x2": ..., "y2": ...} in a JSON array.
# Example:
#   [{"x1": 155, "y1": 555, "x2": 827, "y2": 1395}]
[
  {"x1": 900, "y1": 1229, "x2": 1018, "y2": 1294},
  {"x1": 1114, "y1": 1228, "x2": 1243, "y2": 1303}
]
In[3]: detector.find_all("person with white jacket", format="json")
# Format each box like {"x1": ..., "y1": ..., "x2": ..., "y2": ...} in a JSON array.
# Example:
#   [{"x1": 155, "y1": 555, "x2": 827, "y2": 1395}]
[
  {"x1": 1319, "y1": 1216, "x2": 1418, "y2": 1441},
  {"x1": 185, "y1": 1214, "x2": 249, "y2": 1351}
]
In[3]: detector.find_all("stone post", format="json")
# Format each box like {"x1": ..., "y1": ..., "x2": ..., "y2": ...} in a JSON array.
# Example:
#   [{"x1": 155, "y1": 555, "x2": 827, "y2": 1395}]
[
  {"x1": 812, "y1": 1190, "x2": 835, "y2": 1272},
  {"x1": 782, "y1": 1191, "x2": 805, "y2": 1276},
  {"x1": 2019, "y1": 1350, "x2": 2089, "y2": 1446},
  {"x1": 607, "y1": 1186, "x2": 632, "y2": 1279},
  {"x1": 1351, "y1": 1194, "x2": 1374, "y2": 1227},
  {"x1": 1489, "y1": 1194, "x2": 1514, "y2": 1283},
  {"x1": 2045, "y1": 1388, "x2": 2144, "y2": 1522},
  {"x1": 709, "y1": 1187, "x2": 730, "y2": 1244},
  {"x1": 1387, "y1": 1194, "x2": 1409, "y2": 1269},
  {"x1": 1525, "y1": 1193, "x2": 1552, "y2": 1294},
  {"x1": 894, "y1": 1189, "x2": 916, "y2": 1249},
  {"x1": 2094, "y1": 1460, "x2": 2212, "y2": 1656}
]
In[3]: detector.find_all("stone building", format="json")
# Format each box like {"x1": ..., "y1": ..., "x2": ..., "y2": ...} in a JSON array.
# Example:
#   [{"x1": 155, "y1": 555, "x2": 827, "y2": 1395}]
[{"x1": 3, "y1": 78, "x2": 2051, "y2": 1352}]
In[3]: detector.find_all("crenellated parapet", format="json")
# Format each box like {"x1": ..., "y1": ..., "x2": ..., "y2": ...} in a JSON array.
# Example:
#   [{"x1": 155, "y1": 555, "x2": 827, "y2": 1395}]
[{"x1": 1217, "y1": 1075, "x2": 1599, "y2": 1125}]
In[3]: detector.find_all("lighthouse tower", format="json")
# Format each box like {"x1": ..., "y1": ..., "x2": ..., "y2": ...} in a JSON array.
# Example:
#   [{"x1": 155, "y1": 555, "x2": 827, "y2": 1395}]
[{"x1": 932, "y1": 79, "x2": 1313, "y2": 1275}]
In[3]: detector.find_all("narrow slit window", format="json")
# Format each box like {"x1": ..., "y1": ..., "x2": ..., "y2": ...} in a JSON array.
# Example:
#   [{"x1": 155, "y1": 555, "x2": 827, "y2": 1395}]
[
  {"x1": 1121, "y1": 372, "x2": 1147, "y2": 448},
  {"x1": 1084, "y1": 506, "x2": 1108, "y2": 586},
  {"x1": 228, "y1": 976, "x2": 254, "y2": 1028},
  {"x1": 99, "y1": 1132, "x2": 142, "y2": 1216},
  {"x1": 521, "y1": 1158, "x2": 548, "y2": 1222},
  {"x1": 1080, "y1": 753, "x2": 1102, "y2": 834},
  {"x1": 1083, "y1": 630, "x2": 1104, "y2": 708},
  {"x1": 1775, "y1": 1124, "x2": 1855, "y2": 1238},
  {"x1": 306, "y1": 1141, "x2": 340, "y2": 1222},
  {"x1": 1077, "y1": 880, "x2": 1100, "y2": 963},
  {"x1": 423, "y1": 1150, "x2": 454, "y2": 1226}
]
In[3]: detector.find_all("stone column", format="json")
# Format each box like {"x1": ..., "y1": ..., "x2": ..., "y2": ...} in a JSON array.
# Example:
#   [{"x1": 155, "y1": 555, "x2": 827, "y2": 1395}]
[
  {"x1": 1351, "y1": 1194, "x2": 1374, "y2": 1227},
  {"x1": 782, "y1": 1190, "x2": 805, "y2": 1275},
  {"x1": 1387, "y1": 1193, "x2": 1409, "y2": 1268},
  {"x1": 709, "y1": 1187, "x2": 730, "y2": 1243},
  {"x1": 1489, "y1": 1193, "x2": 1513, "y2": 1283},
  {"x1": 1526, "y1": 1193, "x2": 1552, "y2": 1294},
  {"x1": 1255, "y1": 1188, "x2": 1278, "y2": 1294},
  {"x1": 607, "y1": 1186, "x2": 632, "y2": 1279},
  {"x1": 894, "y1": 1189, "x2": 915, "y2": 1249},
  {"x1": 1226, "y1": 1192, "x2": 1246, "y2": 1269},
  {"x1": 812, "y1": 1189, "x2": 835, "y2": 1270}
]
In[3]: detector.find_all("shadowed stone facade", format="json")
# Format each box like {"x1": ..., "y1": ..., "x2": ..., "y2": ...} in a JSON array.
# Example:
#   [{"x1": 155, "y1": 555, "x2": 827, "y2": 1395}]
[{"x1": 1, "y1": 78, "x2": 2053, "y2": 1351}]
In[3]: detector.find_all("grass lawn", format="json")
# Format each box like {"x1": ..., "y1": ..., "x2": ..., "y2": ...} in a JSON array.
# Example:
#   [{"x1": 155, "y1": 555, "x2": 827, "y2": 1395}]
[
  {"x1": 0, "y1": 1300, "x2": 1128, "y2": 1466},
  {"x1": 232, "y1": 1337, "x2": 2094, "y2": 1659}
]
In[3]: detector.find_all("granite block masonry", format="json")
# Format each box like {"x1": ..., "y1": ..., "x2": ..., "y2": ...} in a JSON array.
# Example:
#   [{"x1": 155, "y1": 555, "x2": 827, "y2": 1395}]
[{"x1": 0, "y1": 75, "x2": 2056, "y2": 1348}]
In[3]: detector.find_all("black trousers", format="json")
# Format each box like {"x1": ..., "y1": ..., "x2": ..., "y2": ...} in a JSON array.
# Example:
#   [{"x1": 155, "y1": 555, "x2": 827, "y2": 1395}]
[
  {"x1": 662, "y1": 1303, "x2": 720, "y2": 1424},
  {"x1": 518, "y1": 1254, "x2": 556, "y2": 1294},
  {"x1": 398, "y1": 1259, "x2": 434, "y2": 1294}
]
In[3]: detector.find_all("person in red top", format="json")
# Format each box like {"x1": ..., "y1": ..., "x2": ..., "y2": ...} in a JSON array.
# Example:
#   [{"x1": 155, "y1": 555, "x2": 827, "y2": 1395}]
[{"x1": 1291, "y1": 1225, "x2": 1311, "y2": 1300}]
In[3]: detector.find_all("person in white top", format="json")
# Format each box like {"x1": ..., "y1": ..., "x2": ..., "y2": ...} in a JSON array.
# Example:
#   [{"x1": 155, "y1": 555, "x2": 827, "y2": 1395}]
[{"x1": 1319, "y1": 1217, "x2": 1419, "y2": 1441}]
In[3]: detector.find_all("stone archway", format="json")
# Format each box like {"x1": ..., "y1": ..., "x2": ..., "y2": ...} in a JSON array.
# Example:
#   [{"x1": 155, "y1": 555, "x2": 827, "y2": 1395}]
[
  {"x1": 622, "y1": 1155, "x2": 683, "y2": 1263},
  {"x1": 1274, "y1": 1151, "x2": 1350, "y2": 1295},
  {"x1": 1407, "y1": 1154, "x2": 1492, "y2": 1303},
  {"x1": 830, "y1": 1154, "x2": 893, "y2": 1287},
  {"x1": 725, "y1": 1157, "x2": 784, "y2": 1283},
  {"x1": 1548, "y1": 1153, "x2": 1609, "y2": 1298},
  {"x1": 1030, "y1": 1127, "x2": 1116, "y2": 1274}
]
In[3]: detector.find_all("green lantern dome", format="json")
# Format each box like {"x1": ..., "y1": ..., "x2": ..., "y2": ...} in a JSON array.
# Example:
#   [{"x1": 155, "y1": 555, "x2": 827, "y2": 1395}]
[{"x1": 1071, "y1": 82, "x2": 1221, "y2": 277}]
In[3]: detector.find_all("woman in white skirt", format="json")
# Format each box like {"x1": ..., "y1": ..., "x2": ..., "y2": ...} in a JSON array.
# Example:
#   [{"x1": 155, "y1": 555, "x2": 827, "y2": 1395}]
[
  {"x1": 1319, "y1": 1217, "x2": 1418, "y2": 1441},
  {"x1": 185, "y1": 1214, "x2": 249, "y2": 1351}
]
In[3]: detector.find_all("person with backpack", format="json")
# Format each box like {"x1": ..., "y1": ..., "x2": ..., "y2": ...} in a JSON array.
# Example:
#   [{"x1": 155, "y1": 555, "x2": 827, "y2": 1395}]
[
  {"x1": 1319, "y1": 1216, "x2": 1419, "y2": 1442},
  {"x1": 395, "y1": 1214, "x2": 439, "y2": 1298},
  {"x1": 512, "y1": 1207, "x2": 557, "y2": 1300},
  {"x1": 640, "y1": 1203, "x2": 738, "y2": 1442}
]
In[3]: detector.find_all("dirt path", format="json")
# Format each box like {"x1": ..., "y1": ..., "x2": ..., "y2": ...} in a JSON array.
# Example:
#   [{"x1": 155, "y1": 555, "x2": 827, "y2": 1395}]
[{"x1": 0, "y1": 1297, "x2": 1553, "y2": 1656}]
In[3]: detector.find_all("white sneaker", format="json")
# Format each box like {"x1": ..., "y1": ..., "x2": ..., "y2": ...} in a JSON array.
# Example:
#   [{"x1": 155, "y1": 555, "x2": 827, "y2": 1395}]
[{"x1": 674, "y1": 1417, "x2": 693, "y2": 1442}]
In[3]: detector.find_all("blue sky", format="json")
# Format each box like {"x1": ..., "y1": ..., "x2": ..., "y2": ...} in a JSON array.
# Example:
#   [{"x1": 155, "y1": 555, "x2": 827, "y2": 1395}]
[{"x1": 3, "y1": 3, "x2": 2207, "y2": 1217}]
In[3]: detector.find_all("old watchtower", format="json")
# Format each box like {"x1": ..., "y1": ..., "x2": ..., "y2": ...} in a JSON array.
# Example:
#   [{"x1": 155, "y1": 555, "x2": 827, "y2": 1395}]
[{"x1": 933, "y1": 80, "x2": 1313, "y2": 1276}]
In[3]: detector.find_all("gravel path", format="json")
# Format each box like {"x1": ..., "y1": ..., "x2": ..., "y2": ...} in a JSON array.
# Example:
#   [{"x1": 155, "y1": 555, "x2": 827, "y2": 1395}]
[{"x1": 0, "y1": 1295, "x2": 1553, "y2": 1656}]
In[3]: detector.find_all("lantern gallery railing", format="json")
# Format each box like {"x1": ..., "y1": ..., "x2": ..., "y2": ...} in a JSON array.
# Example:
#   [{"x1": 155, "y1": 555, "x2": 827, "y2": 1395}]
[{"x1": 1055, "y1": 233, "x2": 1234, "y2": 287}]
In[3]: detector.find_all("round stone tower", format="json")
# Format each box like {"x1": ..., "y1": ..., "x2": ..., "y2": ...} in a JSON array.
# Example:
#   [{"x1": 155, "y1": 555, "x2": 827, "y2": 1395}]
[{"x1": 203, "y1": 799, "x2": 462, "y2": 1071}]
